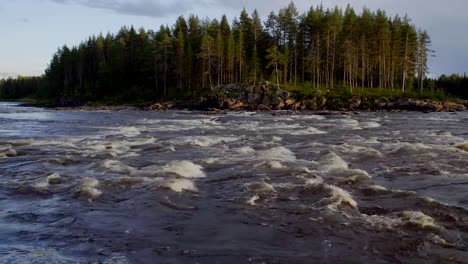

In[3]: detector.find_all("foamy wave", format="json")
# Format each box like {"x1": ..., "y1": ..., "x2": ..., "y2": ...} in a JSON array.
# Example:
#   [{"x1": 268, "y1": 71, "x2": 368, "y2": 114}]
[
  {"x1": 162, "y1": 178, "x2": 198, "y2": 192},
  {"x1": 285, "y1": 127, "x2": 327, "y2": 135},
  {"x1": 47, "y1": 173, "x2": 62, "y2": 185},
  {"x1": 80, "y1": 177, "x2": 102, "y2": 199},
  {"x1": 293, "y1": 114, "x2": 326, "y2": 120},
  {"x1": 246, "y1": 194, "x2": 260, "y2": 206},
  {"x1": 399, "y1": 211, "x2": 438, "y2": 229},
  {"x1": 334, "y1": 144, "x2": 383, "y2": 158},
  {"x1": 258, "y1": 146, "x2": 296, "y2": 162},
  {"x1": 305, "y1": 176, "x2": 324, "y2": 187},
  {"x1": 0, "y1": 144, "x2": 17, "y2": 158},
  {"x1": 162, "y1": 161, "x2": 206, "y2": 178},
  {"x1": 363, "y1": 214, "x2": 401, "y2": 229},
  {"x1": 360, "y1": 121, "x2": 381, "y2": 129},
  {"x1": 266, "y1": 161, "x2": 285, "y2": 169},
  {"x1": 117, "y1": 126, "x2": 142, "y2": 137},
  {"x1": 384, "y1": 142, "x2": 432, "y2": 154},
  {"x1": 236, "y1": 146, "x2": 255, "y2": 154},
  {"x1": 366, "y1": 185, "x2": 388, "y2": 192},
  {"x1": 317, "y1": 152, "x2": 372, "y2": 180},
  {"x1": 321, "y1": 184, "x2": 358, "y2": 210},
  {"x1": 336, "y1": 118, "x2": 361, "y2": 130},
  {"x1": 318, "y1": 152, "x2": 349, "y2": 172},
  {"x1": 455, "y1": 143, "x2": 468, "y2": 152},
  {"x1": 362, "y1": 211, "x2": 438, "y2": 230},
  {"x1": 185, "y1": 136, "x2": 240, "y2": 147},
  {"x1": 101, "y1": 160, "x2": 137, "y2": 174}
]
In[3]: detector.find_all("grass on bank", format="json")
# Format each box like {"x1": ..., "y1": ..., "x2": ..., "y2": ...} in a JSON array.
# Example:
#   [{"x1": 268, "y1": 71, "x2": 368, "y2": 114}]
[{"x1": 281, "y1": 82, "x2": 448, "y2": 102}]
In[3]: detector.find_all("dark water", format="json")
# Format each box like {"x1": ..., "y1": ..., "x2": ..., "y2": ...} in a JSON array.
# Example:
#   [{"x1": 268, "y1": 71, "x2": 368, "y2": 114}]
[{"x1": 0, "y1": 102, "x2": 467, "y2": 263}]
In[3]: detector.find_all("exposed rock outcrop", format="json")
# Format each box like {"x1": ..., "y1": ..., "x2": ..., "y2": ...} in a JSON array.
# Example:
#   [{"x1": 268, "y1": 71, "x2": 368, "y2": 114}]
[{"x1": 147, "y1": 84, "x2": 467, "y2": 112}]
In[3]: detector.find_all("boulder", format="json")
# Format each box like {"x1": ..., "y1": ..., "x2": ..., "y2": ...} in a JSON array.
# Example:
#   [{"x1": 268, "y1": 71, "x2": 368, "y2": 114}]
[
  {"x1": 257, "y1": 104, "x2": 271, "y2": 111},
  {"x1": 345, "y1": 97, "x2": 362, "y2": 110},
  {"x1": 247, "y1": 93, "x2": 261, "y2": 105},
  {"x1": 149, "y1": 103, "x2": 164, "y2": 111},
  {"x1": 443, "y1": 102, "x2": 466, "y2": 111},
  {"x1": 223, "y1": 99, "x2": 245, "y2": 110},
  {"x1": 275, "y1": 101, "x2": 286, "y2": 109},
  {"x1": 284, "y1": 98, "x2": 295, "y2": 108},
  {"x1": 316, "y1": 97, "x2": 327, "y2": 109},
  {"x1": 304, "y1": 99, "x2": 318, "y2": 110},
  {"x1": 291, "y1": 101, "x2": 303, "y2": 110}
]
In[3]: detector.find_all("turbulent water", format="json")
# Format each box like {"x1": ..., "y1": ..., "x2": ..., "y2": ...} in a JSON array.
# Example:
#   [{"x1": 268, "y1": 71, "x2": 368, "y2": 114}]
[{"x1": 0, "y1": 102, "x2": 467, "y2": 263}]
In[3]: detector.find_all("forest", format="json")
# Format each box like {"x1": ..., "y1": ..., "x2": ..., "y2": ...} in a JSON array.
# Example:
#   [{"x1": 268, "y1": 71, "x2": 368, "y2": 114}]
[{"x1": 1, "y1": 3, "x2": 466, "y2": 102}]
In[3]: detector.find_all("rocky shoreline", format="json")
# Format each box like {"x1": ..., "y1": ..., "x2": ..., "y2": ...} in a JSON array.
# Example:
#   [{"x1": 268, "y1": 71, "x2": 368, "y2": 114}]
[
  {"x1": 148, "y1": 84, "x2": 467, "y2": 113},
  {"x1": 21, "y1": 84, "x2": 468, "y2": 113}
]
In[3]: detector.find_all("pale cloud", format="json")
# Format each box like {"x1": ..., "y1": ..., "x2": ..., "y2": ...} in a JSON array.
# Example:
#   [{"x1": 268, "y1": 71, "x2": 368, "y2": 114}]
[{"x1": 49, "y1": 0, "x2": 199, "y2": 17}]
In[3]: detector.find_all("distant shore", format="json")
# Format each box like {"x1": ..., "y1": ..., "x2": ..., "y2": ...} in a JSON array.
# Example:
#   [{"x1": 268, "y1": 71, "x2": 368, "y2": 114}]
[{"x1": 19, "y1": 84, "x2": 468, "y2": 113}]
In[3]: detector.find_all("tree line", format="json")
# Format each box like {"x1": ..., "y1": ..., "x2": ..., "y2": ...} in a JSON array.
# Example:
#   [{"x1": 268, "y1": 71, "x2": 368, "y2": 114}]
[{"x1": 2, "y1": 3, "x2": 465, "y2": 102}]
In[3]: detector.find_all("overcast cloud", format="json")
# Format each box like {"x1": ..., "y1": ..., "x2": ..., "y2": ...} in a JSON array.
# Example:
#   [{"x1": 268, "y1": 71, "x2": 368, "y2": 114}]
[{"x1": 50, "y1": 0, "x2": 201, "y2": 17}]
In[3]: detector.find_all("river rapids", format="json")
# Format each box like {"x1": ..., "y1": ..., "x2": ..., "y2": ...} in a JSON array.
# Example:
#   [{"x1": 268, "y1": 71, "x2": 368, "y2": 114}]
[{"x1": 0, "y1": 102, "x2": 467, "y2": 263}]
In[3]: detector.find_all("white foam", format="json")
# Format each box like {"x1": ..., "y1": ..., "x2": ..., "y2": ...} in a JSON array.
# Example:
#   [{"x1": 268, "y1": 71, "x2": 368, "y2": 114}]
[
  {"x1": 34, "y1": 181, "x2": 49, "y2": 191},
  {"x1": 30, "y1": 140, "x2": 78, "y2": 149},
  {"x1": 318, "y1": 152, "x2": 349, "y2": 172},
  {"x1": 258, "y1": 146, "x2": 296, "y2": 162},
  {"x1": 272, "y1": 136, "x2": 283, "y2": 142},
  {"x1": 305, "y1": 177, "x2": 324, "y2": 187},
  {"x1": 203, "y1": 158, "x2": 219, "y2": 164},
  {"x1": 117, "y1": 126, "x2": 141, "y2": 137},
  {"x1": 127, "y1": 137, "x2": 156, "y2": 146},
  {"x1": 335, "y1": 144, "x2": 383, "y2": 158},
  {"x1": 162, "y1": 178, "x2": 198, "y2": 192},
  {"x1": 162, "y1": 161, "x2": 206, "y2": 178},
  {"x1": 365, "y1": 137, "x2": 381, "y2": 144},
  {"x1": 47, "y1": 173, "x2": 62, "y2": 185},
  {"x1": 267, "y1": 161, "x2": 285, "y2": 169},
  {"x1": 399, "y1": 211, "x2": 437, "y2": 229},
  {"x1": 322, "y1": 184, "x2": 358, "y2": 209},
  {"x1": 286, "y1": 127, "x2": 327, "y2": 135},
  {"x1": 318, "y1": 152, "x2": 372, "y2": 180},
  {"x1": 80, "y1": 177, "x2": 102, "y2": 199},
  {"x1": 246, "y1": 194, "x2": 260, "y2": 206},
  {"x1": 0, "y1": 145, "x2": 17, "y2": 158},
  {"x1": 384, "y1": 142, "x2": 432, "y2": 154},
  {"x1": 236, "y1": 146, "x2": 255, "y2": 154},
  {"x1": 101, "y1": 160, "x2": 137, "y2": 174},
  {"x1": 295, "y1": 114, "x2": 326, "y2": 120},
  {"x1": 366, "y1": 185, "x2": 388, "y2": 192},
  {"x1": 363, "y1": 214, "x2": 401, "y2": 229},
  {"x1": 456, "y1": 143, "x2": 468, "y2": 152},
  {"x1": 187, "y1": 136, "x2": 240, "y2": 147},
  {"x1": 360, "y1": 121, "x2": 381, "y2": 129},
  {"x1": 82, "y1": 140, "x2": 134, "y2": 157},
  {"x1": 336, "y1": 119, "x2": 361, "y2": 130},
  {"x1": 249, "y1": 182, "x2": 276, "y2": 194}
]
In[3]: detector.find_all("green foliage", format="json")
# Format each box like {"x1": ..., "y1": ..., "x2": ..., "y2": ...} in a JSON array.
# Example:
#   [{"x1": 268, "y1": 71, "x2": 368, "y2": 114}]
[{"x1": 0, "y1": 3, "x2": 465, "y2": 105}]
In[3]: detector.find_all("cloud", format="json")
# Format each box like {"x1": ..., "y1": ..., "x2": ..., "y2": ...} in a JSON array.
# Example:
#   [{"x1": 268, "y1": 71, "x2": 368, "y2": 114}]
[{"x1": 49, "y1": 0, "x2": 199, "y2": 17}]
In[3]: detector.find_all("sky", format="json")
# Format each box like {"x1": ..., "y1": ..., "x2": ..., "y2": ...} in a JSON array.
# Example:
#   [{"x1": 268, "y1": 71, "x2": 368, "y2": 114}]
[{"x1": 0, "y1": 0, "x2": 467, "y2": 79}]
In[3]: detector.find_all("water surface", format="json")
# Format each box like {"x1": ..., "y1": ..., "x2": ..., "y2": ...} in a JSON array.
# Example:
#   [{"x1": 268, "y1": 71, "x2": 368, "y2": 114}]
[{"x1": 1, "y1": 102, "x2": 467, "y2": 263}]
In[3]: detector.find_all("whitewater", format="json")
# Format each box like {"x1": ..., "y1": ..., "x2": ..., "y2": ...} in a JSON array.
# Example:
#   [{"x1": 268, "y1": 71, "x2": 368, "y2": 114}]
[{"x1": 0, "y1": 102, "x2": 467, "y2": 263}]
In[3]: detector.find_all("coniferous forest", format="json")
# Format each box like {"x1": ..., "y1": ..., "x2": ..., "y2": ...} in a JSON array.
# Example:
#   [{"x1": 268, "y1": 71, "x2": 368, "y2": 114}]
[{"x1": 1, "y1": 3, "x2": 467, "y2": 102}]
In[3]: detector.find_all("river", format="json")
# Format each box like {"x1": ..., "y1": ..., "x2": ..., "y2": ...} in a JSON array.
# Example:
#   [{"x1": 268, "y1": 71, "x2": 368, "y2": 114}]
[{"x1": 0, "y1": 102, "x2": 467, "y2": 263}]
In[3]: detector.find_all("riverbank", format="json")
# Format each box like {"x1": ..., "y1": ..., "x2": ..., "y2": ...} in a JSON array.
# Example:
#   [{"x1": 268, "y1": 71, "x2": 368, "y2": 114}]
[
  {"x1": 18, "y1": 84, "x2": 468, "y2": 113},
  {"x1": 149, "y1": 84, "x2": 468, "y2": 112}
]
